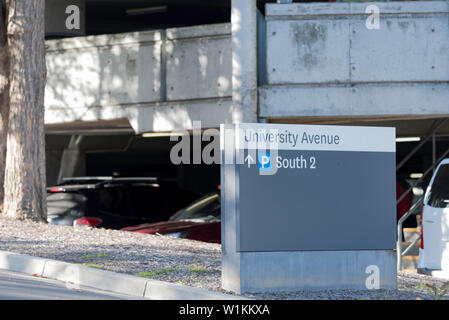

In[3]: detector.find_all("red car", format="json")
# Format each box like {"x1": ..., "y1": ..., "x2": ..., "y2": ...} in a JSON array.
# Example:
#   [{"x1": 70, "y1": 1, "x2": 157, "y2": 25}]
[{"x1": 121, "y1": 192, "x2": 221, "y2": 243}]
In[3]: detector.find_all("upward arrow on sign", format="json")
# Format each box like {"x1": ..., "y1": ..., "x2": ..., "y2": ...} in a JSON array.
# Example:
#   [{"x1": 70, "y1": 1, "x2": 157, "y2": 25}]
[{"x1": 245, "y1": 155, "x2": 255, "y2": 168}]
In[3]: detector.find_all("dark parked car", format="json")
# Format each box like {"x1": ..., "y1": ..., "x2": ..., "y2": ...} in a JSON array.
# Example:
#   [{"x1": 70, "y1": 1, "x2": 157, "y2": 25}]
[
  {"x1": 47, "y1": 177, "x2": 199, "y2": 230},
  {"x1": 121, "y1": 191, "x2": 221, "y2": 243}
]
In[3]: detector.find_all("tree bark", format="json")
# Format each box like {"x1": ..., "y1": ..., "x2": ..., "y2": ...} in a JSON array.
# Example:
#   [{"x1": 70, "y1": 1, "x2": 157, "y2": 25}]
[
  {"x1": 3, "y1": 0, "x2": 47, "y2": 221},
  {"x1": 0, "y1": 2, "x2": 10, "y2": 212}
]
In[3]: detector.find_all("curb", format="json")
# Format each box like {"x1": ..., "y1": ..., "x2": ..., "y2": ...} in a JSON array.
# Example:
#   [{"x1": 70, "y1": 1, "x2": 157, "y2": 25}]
[{"x1": 0, "y1": 250, "x2": 245, "y2": 300}]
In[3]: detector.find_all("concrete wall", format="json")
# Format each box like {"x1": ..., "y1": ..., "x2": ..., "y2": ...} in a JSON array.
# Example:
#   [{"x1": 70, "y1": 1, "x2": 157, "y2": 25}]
[
  {"x1": 46, "y1": 2, "x2": 449, "y2": 132},
  {"x1": 259, "y1": 1, "x2": 449, "y2": 119},
  {"x1": 46, "y1": 31, "x2": 164, "y2": 109},
  {"x1": 45, "y1": 23, "x2": 233, "y2": 133},
  {"x1": 166, "y1": 24, "x2": 232, "y2": 101}
]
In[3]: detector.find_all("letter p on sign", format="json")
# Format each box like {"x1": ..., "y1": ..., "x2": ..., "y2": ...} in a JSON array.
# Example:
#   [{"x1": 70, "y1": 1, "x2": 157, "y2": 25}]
[{"x1": 261, "y1": 155, "x2": 270, "y2": 168}]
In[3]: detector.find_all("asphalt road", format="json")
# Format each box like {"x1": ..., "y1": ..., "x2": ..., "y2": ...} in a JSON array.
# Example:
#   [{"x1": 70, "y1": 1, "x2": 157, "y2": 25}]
[{"x1": 0, "y1": 269, "x2": 140, "y2": 300}]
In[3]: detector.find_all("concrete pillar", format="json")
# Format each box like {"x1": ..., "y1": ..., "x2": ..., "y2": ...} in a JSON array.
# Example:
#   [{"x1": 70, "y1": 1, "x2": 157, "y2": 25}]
[
  {"x1": 57, "y1": 135, "x2": 86, "y2": 183},
  {"x1": 46, "y1": 150, "x2": 64, "y2": 187},
  {"x1": 231, "y1": 0, "x2": 258, "y2": 123}
]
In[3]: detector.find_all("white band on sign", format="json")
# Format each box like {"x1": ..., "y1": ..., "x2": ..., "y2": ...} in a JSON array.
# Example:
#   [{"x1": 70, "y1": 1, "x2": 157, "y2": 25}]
[{"x1": 235, "y1": 123, "x2": 396, "y2": 153}]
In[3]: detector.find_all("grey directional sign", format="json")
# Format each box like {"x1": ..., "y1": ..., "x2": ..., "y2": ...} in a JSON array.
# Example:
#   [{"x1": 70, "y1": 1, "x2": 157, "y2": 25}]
[{"x1": 221, "y1": 123, "x2": 397, "y2": 252}]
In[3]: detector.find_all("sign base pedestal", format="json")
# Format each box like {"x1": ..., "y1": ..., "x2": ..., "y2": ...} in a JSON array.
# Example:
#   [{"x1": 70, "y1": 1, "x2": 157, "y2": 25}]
[{"x1": 222, "y1": 250, "x2": 397, "y2": 294}]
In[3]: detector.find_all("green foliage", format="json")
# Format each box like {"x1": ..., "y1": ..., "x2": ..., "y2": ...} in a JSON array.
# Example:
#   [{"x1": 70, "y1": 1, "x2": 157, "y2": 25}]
[
  {"x1": 136, "y1": 268, "x2": 177, "y2": 278},
  {"x1": 81, "y1": 263, "x2": 102, "y2": 269}
]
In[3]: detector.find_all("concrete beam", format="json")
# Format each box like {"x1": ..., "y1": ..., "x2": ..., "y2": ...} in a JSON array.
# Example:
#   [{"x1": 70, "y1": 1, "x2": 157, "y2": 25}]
[
  {"x1": 259, "y1": 83, "x2": 449, "y2": 118},
  {"x1": 46, "y1": 97, "x2": 233, "y2": 133}
]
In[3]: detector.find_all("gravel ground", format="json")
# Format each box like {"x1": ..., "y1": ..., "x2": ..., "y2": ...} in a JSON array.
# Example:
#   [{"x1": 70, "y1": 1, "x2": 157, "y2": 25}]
[{"x1": 0, "y1": 216, "x2": 448, "y2": 300}]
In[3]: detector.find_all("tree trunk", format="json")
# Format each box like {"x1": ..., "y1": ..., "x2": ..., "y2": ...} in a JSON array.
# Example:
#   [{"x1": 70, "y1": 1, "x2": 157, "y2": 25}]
[
  {"x1": 3, "y1": 0, "x2": 47, "y2": 221},
  {"x1": 0, "y1": 3, "x2": 10, "y2": 212}
]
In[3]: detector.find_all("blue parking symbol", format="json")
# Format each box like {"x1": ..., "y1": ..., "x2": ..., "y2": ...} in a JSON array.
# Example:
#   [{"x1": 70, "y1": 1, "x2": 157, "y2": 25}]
[{"x1": 258, "y1": 153, "x2": 272, "y2": 172}]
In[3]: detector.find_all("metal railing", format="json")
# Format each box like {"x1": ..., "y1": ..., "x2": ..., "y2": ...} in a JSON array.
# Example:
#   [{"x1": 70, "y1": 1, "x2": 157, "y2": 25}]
[{"x1": 397, "y1": 197, "x2": 422, "y2": 271}]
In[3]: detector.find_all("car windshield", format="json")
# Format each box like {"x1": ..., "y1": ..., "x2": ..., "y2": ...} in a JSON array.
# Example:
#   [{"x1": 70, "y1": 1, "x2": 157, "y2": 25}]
[
  {"x1": 172, "y1": 193, "x2": 220, "y2": 222},
  {"x1": 428, "y1": 164, "x2": 449, "y2": 208}
]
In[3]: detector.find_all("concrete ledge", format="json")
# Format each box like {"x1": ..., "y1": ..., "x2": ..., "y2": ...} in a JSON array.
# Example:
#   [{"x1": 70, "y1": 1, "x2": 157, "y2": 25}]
[
  {"x1": 266, "y1": 2, "x2": 449, "y2": 18},
  {"x1": 167, "y1": 23, "x2": 231, "y2": 40},
  {"x1": 46, "y1": 30, "x2": 163, "y2": 52},
  {"x1": 0, "y1": 251, "x2": 242, "y2": 300}
]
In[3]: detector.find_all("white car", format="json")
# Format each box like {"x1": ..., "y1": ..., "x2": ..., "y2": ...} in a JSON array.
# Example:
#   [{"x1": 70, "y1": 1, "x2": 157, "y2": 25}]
[{"x1": 418, "y1": 159, "x2": 449, "y2": 272}]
